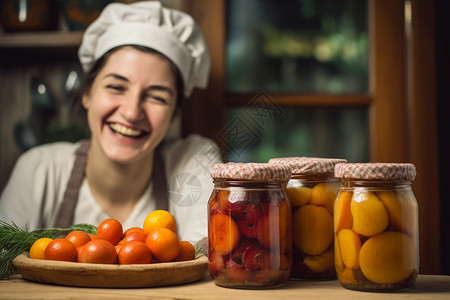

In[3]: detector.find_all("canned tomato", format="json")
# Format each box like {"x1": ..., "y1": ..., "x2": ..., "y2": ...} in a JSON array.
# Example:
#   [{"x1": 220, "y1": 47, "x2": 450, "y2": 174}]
[
  {"x1": 269, "y1": 157, "x2": 347, "y2": 280},
  {"x1": 208, "y1": 162, "x2": 292, "y2": 288},
  {"x1": 334, "y1": 163, "x2": 418, "y2": 292}
]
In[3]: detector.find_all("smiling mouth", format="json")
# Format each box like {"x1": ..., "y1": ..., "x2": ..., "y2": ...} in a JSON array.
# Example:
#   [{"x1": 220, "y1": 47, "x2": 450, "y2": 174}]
[{"x1": 109, "y1": 123, "x2": 146, "y2": 139}]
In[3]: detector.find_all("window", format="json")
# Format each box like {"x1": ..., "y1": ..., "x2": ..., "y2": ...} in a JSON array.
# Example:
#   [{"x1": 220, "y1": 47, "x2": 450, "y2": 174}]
[
  {"x1": 226, "y1": 0, "x2": 368, "y2": 93},
  {"x1": 224, "y1": 0, "x2": 369, "y2": 163},
  {"x1": 184, "y1": 0, "x2": 440, "y2": 274}
]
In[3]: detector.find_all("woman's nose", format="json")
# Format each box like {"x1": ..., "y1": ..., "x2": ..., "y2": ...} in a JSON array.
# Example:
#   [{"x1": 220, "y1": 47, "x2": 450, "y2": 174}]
[{"x1": 120, "y1": 94, "x2": 144, "y2": 121}]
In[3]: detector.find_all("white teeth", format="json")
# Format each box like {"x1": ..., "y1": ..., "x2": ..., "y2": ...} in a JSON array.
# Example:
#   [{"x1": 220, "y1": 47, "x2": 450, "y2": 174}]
[{"x1": 109, "y1": 123, "x2": 142, "y2": 137}]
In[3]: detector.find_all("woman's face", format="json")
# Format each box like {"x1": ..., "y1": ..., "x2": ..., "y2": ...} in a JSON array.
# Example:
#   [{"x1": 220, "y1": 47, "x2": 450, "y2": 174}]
[{"x1": 82, "y1": 46, "x2": 177, "y2": 164}]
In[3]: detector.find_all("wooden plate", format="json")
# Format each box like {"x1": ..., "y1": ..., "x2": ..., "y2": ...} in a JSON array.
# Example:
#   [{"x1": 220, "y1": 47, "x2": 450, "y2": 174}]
[{"x1": 13, "y1": 254, "x2": 208, "y2": 288}]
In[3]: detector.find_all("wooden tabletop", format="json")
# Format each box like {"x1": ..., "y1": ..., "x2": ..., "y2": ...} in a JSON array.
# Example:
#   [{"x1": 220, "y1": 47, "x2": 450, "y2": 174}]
[{"x1": 1, "y1": 274, "x2": 449, "y2": 299}]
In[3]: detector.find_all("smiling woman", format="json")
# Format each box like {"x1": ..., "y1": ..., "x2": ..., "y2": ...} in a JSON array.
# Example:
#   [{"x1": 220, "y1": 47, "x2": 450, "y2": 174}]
[
  {"x1": 82, "y1": 46, "x2": 177, "y2": 165},
  {"x1": 0, "y1": 1, "x2": 222, "y2": 249}
]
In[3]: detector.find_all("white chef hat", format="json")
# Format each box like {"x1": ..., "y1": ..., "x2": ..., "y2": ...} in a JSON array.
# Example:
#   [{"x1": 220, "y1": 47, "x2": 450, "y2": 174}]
[{"x1": 78, "y1": 1, "x2": 210, "y2": 97}]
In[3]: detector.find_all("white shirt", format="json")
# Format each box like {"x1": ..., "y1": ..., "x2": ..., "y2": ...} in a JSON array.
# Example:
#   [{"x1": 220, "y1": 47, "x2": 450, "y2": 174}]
[{"x1": 0, "y1": 134, "x2": 221, "y2": 245}]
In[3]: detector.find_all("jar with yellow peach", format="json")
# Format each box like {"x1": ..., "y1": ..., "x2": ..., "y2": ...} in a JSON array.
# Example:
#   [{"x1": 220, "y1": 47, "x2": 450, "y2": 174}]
[
  {"x1": 208, "y1": 163, "x2": 293, "y2": 288},
  {"x1": 269, "y1": 157, "x2": 347, "y2": 280},
  {"x1": 334, "y1": 163, "x2": 418, "y2": 292}
]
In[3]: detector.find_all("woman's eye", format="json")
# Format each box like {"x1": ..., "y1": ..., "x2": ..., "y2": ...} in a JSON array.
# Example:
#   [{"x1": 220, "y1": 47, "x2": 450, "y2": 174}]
[
  {"x1": 146, "y1": 94, "x2": 168, "y2": 104},
  {"x1": 106, "y1": 84, "x2": 125, "y2": 92}
]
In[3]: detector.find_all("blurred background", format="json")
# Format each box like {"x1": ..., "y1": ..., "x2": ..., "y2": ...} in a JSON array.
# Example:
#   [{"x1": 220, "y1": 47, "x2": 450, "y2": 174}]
[{"x1": 0, "y1": 0, "x2": 448, "y2": 275}]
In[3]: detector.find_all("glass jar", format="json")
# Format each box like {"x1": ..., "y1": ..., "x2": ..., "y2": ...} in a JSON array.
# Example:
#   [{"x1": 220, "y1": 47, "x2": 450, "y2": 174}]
[
  {"x1": 269, "y1": 157, "x2": 347, "y2": 280},
  {"x1": 208, "y1": 163, "x2": 292, "y2": 288},
  {"x1": 334, "y1": 163, "x2": 418, "y2": 292}
]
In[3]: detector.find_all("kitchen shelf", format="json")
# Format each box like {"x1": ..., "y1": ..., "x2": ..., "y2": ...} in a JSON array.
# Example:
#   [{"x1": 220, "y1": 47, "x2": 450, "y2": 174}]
[
  {"x1": 0, "y1": 31, "x2": 83, "y2": 48},
  {"x1": 0, "y1": 31, "x2": 83, "y2": 66}
]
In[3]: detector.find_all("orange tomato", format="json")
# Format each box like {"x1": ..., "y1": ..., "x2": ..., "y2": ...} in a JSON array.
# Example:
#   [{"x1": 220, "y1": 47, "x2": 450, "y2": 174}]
[
  {"x1": 88, "y1": 233, "x2": 97, "y2": 241},
  {"x1": 44, "y1": 238, "x2": 77, "y2": 262},
  {"x1": 78, "y1": 240, "x2": 117, "y2": 264},
  {"x1": 118, "y1": 231, "x2": 148, "y2": 245},
  {"x1": 96, "y1": 219, "x2": 123, "y2": 245},
  {"x1": 76, "y1": 246, "x2": 84, "y2": 260},
  {"x1": 143, "y1": 210, "x2": 177, "y2": 234},
  {"x1": 65, "y1": 230, "x2": 92, "y2": 248},
  {"x1": 145, "y1": 227, "x2": 180, "y2": 262},
  {"x1": 123, "y1": 227, "x2": 145, "y2": 236},
  {"x1": 118, "y1": 241, "x2": 153, "y2": 265},
  {"x1": 115, "y1": 244, "x2": 123, "y2": 254},
  {"x1": 174, "y1": 241, "x2": 196, "y2": 262},
  {"x1": 29, "y1": 238, "x2": 53, "y2": 259}
]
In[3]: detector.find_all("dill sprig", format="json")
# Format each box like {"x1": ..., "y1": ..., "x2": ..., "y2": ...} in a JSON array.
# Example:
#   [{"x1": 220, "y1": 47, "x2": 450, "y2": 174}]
[
  {"x1": 194, "y1": 243, "x2": 205, "y2": 259},
  {"x1": 0, "y1": 221, "x2": 97, "y2": 280}
]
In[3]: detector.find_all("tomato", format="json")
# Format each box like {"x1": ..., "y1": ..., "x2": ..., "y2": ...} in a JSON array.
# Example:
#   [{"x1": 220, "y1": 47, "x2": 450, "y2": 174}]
[
  {"x1": 96, "y1": 219, "x2": 123, "y2": 245},
  {"x1": 66, "y1": 230, "x2": 92, "y2": 248},
  {"x1": 44, "y1": 239, "x2": 77, "y2": 262},
  {"x1": 146, "y1": 227, "x2": 180, "y2": 262},
  {"x1": 76, "y1": 246, "x2": 84, "y2": 260},
  {"x1": 118, "y1": 231, "x2": 148, "y2": 245},
  {"x1": 174, "y1": 241, "x2": 196, "y2": 262},
  {"x1": 78, "y1": 240, "x2": 117, "y2": 264},
  {"x1": 118, "y1": 241, "x2": 153, "y2": 264},
  {"x1": 115, "y1": 244, "x2": 123, "y2": 254},
  {"x1": 123, "y1": 227, "x2": 145, "y2": 236}
]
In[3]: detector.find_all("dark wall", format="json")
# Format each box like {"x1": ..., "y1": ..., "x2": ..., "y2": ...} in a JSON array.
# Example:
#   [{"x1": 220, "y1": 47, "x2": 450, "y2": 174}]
[{"x1": 435, "y1": 0, "x2": 450, "y2": 275}]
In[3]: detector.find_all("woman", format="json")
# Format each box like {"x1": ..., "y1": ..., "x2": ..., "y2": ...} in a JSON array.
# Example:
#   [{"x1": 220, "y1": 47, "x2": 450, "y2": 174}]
[{"x1": 0, "y1": 1, "x2": 221, "y2": 246}]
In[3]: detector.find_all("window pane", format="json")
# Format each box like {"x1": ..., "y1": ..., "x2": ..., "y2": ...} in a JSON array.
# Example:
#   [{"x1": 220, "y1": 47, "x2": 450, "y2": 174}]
[
  {"x1": 221, "y1": 102, "x2": 369, "y2": 163},
  {"x1": 226, "y1": 0, "x2": 369, "y2": 93}
]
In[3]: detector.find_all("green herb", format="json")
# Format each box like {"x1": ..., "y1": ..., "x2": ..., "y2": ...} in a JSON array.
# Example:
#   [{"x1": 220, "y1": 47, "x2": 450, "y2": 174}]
[
  {"x1": 194, "y1": 243, "x2": 205, "y2": 259},
  {"x1": 0, "y1": 221, "x2": 97, "y2": 280}
]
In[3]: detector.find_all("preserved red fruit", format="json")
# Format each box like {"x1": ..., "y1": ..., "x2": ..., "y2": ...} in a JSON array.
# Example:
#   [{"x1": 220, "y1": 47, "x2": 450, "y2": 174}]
[{"x1": 208, "y1": 163, "x2": 292, "y2": 288}]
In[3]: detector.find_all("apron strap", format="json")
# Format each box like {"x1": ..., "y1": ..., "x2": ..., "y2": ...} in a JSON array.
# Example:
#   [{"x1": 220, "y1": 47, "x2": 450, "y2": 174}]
[
  {"x1": 55, "y1": 140, "x2": 168, "y2": 228},
  {"x1": 55, "y1": 140, "x2": 90, "y2": 228},
  {"x1": 153, "y1": 146, "x2": 169, "y2": 211}
]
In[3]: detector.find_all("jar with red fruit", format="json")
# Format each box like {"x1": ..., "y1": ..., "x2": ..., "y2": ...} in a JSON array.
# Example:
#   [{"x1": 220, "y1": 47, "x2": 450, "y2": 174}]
[
  {"x1": 208, "y1": 162, "x2": 293, "y2": 288},
  {"x1": 334, "y1": 163, "x2": 418, "y2": 292},
  {"x1": 269, "y1": 157, "x2": 347, "y2": 280}
]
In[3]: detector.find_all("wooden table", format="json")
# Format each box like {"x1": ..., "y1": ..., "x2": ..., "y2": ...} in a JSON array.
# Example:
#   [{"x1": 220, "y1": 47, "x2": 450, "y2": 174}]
[{"x1": 1, "y1": 274, "x2": 449, "y2": 299}]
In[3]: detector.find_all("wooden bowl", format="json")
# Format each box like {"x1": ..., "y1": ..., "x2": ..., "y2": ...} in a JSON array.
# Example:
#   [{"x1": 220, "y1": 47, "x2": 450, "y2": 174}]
[{"x1": 13, "y1": 254, "x2": 208, "y2": 288}]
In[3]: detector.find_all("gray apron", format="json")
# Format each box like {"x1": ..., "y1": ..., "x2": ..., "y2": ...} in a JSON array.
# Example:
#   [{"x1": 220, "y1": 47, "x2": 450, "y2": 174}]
[{"x1": 55, "y1": 140, "x2": 168, "y2": 228}]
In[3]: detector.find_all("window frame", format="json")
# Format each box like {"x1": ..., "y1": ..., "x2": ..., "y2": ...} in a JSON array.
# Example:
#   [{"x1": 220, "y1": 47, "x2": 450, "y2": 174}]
[{"x1": 183, "y1": 0, "x2": 440, "y2": 274}]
